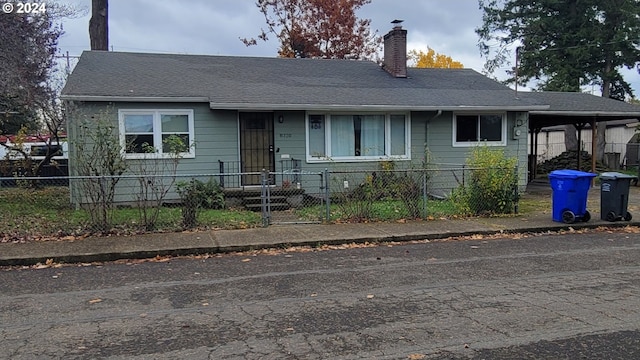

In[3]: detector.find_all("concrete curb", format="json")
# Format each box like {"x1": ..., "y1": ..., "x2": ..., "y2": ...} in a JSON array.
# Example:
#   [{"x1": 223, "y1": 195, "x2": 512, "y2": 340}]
[{"x1": 2, "y1": 220, "x2": 638, "y2": 267}]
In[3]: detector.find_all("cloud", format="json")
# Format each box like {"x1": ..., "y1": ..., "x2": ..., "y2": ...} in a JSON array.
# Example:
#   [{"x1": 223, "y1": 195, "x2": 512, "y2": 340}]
[{"x1": 55, "y1": 0, "x2": 639, "y2": 96}]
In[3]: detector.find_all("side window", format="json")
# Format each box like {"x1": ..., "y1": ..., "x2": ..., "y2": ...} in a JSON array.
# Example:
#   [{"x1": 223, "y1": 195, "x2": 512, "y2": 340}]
[{"x1": 454, "y1": 113, "x2": 506, "y2": 146}]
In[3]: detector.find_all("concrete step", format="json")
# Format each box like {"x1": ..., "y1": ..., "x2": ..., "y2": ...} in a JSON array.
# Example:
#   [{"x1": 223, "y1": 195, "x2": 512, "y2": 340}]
[
  {"x1": 243, "y1": 196, "x2": 287, "y2": 205},
  {"x1": 244, "y1": 202, "x2": 290, "y2": 211}
]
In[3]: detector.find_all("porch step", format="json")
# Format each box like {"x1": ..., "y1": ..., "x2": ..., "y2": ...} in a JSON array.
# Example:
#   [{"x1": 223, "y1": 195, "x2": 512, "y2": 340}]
[{"x1": 243, "y1": 196, "x2": 290, "y2": 211}]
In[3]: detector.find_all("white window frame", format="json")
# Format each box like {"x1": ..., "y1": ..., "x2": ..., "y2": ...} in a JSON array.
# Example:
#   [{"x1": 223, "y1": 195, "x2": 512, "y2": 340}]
[
  {"x1": 452, "y1": 112, "x2": 507, "y2": 147},
  {"x1": 118, "y1": 109, "x2": 195, "y2": 159},
  {"x1": 305, "y1": 112, "x2": 411, "y2": 162}
]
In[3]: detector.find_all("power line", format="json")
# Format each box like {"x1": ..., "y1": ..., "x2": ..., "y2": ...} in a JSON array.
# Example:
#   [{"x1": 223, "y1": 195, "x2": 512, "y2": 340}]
[{"x1": 54, "y1": 51, "x2": 81, "y2": 69}]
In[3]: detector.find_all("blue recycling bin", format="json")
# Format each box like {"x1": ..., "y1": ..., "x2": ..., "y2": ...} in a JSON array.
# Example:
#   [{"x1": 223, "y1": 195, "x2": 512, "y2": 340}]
[{"x1": 549, "y1": 169, "x2": 597, "y2": 223}]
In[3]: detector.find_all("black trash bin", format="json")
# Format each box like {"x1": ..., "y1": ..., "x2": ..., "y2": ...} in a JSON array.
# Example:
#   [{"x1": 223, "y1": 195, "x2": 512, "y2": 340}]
[{"x1": 600, "y1": 172, "x2": 637, "y2": 222}]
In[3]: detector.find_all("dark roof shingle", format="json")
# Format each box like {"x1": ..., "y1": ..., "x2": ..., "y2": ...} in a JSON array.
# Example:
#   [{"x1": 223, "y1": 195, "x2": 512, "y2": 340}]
[{"x1": 62, "y1": 51, "x2": 543, "y2": 111}]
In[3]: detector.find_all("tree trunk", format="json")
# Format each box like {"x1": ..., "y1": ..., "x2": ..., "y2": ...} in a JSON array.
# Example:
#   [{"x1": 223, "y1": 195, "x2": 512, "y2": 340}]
[
  {"x1": 564, "y1": 124, "x2": 578, "y2": 151},
  {"x1": 89, "y1": 0, "x2": 109, "y2": 51},
  {"x1": 597, "y1": 60, "x2": 613, "y2": 164}
]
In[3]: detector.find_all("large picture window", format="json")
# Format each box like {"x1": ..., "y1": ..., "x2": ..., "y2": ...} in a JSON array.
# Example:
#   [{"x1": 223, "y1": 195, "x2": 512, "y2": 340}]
[
  {"x1": 119, "y1": 109, "x2": 195, "y2": 158},
  {"x1": 453, "y1": 113, "x2": 506, "y2": 146},
  {"x1": 307, "y1": 113, "x2": 409, "y2": 162}
]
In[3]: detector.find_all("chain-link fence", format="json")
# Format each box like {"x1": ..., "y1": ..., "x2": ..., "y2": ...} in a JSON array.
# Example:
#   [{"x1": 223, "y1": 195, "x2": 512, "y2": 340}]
[
  {"x1": 327, "y1": 164, "x2": 519, "y2": 222},
  {"x1": 0, "y1": 164, "x2": 519, "y2": 240}
]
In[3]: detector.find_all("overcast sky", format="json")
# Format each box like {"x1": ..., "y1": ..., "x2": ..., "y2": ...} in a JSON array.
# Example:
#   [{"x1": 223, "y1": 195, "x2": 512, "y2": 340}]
[{"x1": 56, "y1": 0, "x2": 639, "y2": 96}]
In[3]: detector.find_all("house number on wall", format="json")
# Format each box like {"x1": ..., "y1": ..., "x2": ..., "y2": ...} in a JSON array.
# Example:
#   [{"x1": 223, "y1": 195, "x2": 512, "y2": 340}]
[{"x1": 279, "y1": 133, "x2": 292, "y2": 138}]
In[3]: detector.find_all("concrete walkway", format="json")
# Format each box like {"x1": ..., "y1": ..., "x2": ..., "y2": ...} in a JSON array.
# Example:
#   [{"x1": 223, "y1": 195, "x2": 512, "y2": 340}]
[{"x1": 1, "y1": 184, "x2": 639, "y2": 266}]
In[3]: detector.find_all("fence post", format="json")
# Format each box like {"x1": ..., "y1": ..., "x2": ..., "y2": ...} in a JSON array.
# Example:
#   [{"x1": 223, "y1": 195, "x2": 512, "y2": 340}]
[
  {"x1": 218, "y1": 160, "x2": 225, "y2": 188},
  {"x1": 422, "y1": 169, "x2": 428, "y2": 218},
  {"x1": 462, "y1": 164, "x2": 466, "y2": 187},
  {"x1": 99, "y1": 175, "x2": 108, "y2": 229},
  {"x1": 261, "y1": 169, "x2": 270, "y2": 227},
  {"x1": 324, "y1": 168, "x2": 330, "y2": 222},
  {"x1": 514, "y1": 165, "x2": 519, "y2": 214},
  {"x1": 293, "y1": 159, "x2": 301, "y2": 184}
]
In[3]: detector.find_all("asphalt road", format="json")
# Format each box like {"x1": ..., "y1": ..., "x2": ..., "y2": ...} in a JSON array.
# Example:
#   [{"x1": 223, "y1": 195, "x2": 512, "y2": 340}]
[{"x1": 2, "y1": 229, "x2": 640, "y2": 359}]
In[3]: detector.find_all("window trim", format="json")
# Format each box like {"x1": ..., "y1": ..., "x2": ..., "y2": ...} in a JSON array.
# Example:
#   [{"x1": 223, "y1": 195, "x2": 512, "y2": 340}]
[
  {"x1": 305, "y1": 112, "x2": 411, "y2": 163},
  {"x1": 118, "y1": 109, "x2": 195, "y2": 159},
  {"x1": 452, "y1": 112, "x2": 507, "y2": 147}
]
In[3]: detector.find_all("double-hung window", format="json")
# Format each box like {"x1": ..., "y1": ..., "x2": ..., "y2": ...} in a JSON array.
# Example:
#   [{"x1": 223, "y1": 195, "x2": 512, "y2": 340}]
[
  {"x1": 119, "y1": 109, "x2": 195, "y2": 158},
  {"x1": 453, "y1": 113, "x2": 506, "y2": 146},
  {"x1": 307, "y1": 113, "x2": 409, "y2": 162}
]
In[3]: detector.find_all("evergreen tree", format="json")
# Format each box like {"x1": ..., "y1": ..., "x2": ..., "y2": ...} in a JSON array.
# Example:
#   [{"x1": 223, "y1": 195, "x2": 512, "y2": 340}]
[{"x1": 476, "y1": 0, "x2": 640, "y2": 158}]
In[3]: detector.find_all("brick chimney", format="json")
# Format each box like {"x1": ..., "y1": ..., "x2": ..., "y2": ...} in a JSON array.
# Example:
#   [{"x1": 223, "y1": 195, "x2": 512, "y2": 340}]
[{"x1": 383, "y1": 20, "x2": 407, "y2": 78}]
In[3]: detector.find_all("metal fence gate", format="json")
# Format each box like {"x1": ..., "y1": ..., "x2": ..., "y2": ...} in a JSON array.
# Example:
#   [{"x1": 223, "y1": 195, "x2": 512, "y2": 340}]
[{"x1": 259, "y1": 169, "x2": 328, "y2": 226}]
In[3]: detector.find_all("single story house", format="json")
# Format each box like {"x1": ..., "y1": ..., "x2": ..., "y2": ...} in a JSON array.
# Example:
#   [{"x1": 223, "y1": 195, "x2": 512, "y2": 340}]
[{"x1": 60, "y1": 24, "x2": 640, "y2": 204}]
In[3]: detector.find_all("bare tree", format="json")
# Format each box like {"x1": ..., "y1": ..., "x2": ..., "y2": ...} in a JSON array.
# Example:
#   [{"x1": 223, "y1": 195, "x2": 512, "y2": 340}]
[{"x1": 0, "y1": 1, "x2": 86, "y2": 184}]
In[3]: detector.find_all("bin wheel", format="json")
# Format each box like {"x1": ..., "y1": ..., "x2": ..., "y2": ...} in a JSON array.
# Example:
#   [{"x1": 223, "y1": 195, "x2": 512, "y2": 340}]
[
  {"x1": 582, "y1": 210, "x2": 591, "y2": 222},
  {"x1": 624, "y1": 212, "x2": 633, "y2": 221},
  {"x1": 562, "y1": 210, "x2": 576, "y2": 224},
  {"x1": 606, "y1": 211, "x2": 617, "y2": 222}
]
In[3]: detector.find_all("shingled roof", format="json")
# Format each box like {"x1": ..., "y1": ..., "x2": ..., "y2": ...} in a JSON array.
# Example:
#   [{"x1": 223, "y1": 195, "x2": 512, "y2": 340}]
[
  {"x1": 519, "y1": 91, "x2": 640, "y2": 128},
  {"x1": 61, "y1": 51, "x2": 545, "y2": 112},
  {"x1": 521, "y1": 91, "x2": 640, "y2": 116}
]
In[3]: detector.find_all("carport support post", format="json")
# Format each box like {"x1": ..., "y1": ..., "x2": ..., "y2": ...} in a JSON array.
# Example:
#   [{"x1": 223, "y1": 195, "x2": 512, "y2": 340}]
[{"x1": 574, "y1": 122, "x2": 586, "y2": 171}]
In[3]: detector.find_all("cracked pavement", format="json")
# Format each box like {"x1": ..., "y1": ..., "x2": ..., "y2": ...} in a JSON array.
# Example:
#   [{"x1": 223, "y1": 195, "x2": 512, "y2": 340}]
[{"x1": 2, "y1": 230, "x2": 640, "y2": 359}]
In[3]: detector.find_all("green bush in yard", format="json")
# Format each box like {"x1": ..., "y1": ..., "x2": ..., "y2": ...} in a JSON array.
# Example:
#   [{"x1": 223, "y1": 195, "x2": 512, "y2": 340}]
[
  {"x1": 453, "y1": 146, "x2": 518, "y2": 215},
  {"x1": 177, "y1": 178, "x2": 225, "y2": 228}
]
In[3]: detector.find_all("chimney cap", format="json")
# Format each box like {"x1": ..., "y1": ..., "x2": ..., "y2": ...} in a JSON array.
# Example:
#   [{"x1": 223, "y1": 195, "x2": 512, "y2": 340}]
[{"x1": 391, "y1": 19, "x2": 404, "y2": 27}]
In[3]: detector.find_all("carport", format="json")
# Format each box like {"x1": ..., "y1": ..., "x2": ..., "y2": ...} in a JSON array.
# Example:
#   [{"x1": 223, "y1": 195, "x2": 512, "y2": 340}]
[{"x1": 521, "y1": 92, "x2": 640, "y2": 181}]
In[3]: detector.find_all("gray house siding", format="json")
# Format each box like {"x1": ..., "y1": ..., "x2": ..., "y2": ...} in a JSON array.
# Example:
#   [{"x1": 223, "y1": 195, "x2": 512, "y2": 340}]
[
  {"x1": 67, "y1": 100, "x2": 529, "y2": 205},
  {"x1": 424, "y1": 111, "x2": 529, "y2": 194},
  {"x1": 68, "y1": 102, "x2": 239, "y2": 174},
  {"x1": 67, "y1": 102, "x2": 241, "y2": 204},
  {"x1": 273, "y1": 111, "x2": 307, "y2": 171}
]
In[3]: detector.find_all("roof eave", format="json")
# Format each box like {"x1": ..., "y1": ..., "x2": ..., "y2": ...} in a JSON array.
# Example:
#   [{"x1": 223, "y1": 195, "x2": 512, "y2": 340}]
[
  {"x1": 530, "y1": 110, "x2": 640, "y2": 118},
  {"x1": 59, "y1": 95, "x2": 210, "y2": 102},
  {"x1": 209, "y1": 102, "x2": 550, "y2": 112}
]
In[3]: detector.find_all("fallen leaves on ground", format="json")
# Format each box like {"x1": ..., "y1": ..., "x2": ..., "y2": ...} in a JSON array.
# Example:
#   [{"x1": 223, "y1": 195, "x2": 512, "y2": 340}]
[
  {"x1": 408, "y1": 354, "x2": 426, "y2": 360},
  {"x1": 6, "y1": 226, "x2": 639, "y2": 271}
]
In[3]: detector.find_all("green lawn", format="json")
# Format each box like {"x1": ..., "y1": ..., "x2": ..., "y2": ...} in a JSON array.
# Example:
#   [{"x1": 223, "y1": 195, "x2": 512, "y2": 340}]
[
  {"x1": 0, "y1": 186, "x2": 262, "y2": 239},
  {"x1": 296, "y1": 198, "x2": 464, "y2": 222},
  {"x1": 0, "y1": 186, "x2": 546, "y2": 240}
]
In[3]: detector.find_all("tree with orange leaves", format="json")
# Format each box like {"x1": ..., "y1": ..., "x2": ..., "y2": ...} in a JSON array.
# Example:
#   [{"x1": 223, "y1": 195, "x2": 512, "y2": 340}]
[
  {"x1": 409, "y1": 48, "x2": 464, "y2": 69},
  {"x1": 241, "y1": 0, "x2": 380, "y2": 60}
]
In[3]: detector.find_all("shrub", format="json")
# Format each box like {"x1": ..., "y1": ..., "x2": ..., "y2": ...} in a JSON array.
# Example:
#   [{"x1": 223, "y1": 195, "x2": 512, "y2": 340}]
[
  {"x1": 455, "y1": 146, "x2": 518, "y2": 215},
  {"x1": 177, "y1": 178, "x2": 225, "y2": 228}
]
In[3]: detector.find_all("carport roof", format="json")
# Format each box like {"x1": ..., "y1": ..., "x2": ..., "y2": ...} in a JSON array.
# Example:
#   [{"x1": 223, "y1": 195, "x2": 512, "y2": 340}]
[{"x1": 520, "y1": 92, "x2": 640, "y2": 129}]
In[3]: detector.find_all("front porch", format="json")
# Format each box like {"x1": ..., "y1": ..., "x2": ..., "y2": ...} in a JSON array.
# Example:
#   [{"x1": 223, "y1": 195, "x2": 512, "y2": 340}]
[{"x1": 217, "y1": 158, "x2": 302, "y2": 189}]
